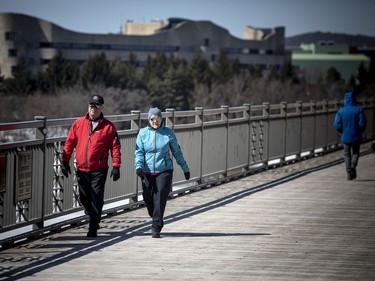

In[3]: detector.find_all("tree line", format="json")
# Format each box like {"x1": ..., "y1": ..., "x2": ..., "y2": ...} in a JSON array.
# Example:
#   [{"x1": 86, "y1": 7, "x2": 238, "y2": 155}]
[{"x1": 0, "y1": 49, "x2": 374, "y2": 122}]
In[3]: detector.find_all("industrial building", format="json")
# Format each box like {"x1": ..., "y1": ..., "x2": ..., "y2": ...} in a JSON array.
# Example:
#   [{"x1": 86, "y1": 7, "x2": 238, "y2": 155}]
[{"x1": 0, "y1": 13, "x2": 289, "y2": 79}]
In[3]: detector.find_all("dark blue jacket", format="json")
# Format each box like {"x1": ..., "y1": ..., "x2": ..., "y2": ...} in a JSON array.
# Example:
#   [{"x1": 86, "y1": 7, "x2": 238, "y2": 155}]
[{"x1": 333, "y1": 92, "x2": 366, "y2": 143}]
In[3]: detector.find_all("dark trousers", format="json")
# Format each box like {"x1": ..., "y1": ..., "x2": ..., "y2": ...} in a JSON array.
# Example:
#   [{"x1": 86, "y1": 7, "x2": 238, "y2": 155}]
[
  {"x1": 142, "y1": 171, "x2": 173, "y2": 229},
  {"x1": 343, "y1": 143, "x2": 360, "y2": 172},
  {"x1": 76, "y1": 169, "x2": 108, "y2": 228}
]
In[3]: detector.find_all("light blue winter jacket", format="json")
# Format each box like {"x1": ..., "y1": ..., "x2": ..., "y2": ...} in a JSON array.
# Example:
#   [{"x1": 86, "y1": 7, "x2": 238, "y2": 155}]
[
  {"x1": 135, "y1": 123, "x2": 189, "y2": 173},
  {"x1": 333, "y1": 92, "x2": 366, "y2": 143}
]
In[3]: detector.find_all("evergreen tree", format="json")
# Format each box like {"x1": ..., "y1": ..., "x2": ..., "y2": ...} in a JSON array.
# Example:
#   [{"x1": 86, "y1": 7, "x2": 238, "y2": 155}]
[
  {"x1": 153, "y1": 51, "x2": 168, "y2": 80},
  {"x1": 212, "y1": 49, "x2": 242, "y2": 83},
  {"x1": 3, "y1": 57, "x2": 34, "y2": 95},
  {"x1": 145, "y1": 55, "x2": 193, "y2": 110},
  {"x1": 142, "y1": 51, "x2": 168, "y2": 85},
  {"x1": 80, "y1": 52, "x2": 109, "y2": 89},
  {"x1": 188, "y1": 49, "x2": 212, "y2": 86},
  {"x1": 326, "y1": 67, "x2": 341, "y2": 84},
  {"x1": 143, "y1": 52, "x2": 170, "y2": 107},
  {"x1": 368, "y1": 57, "x2": 375, "y2": 84},
  {"x1": 147, "y1": 76, "x2": 164, "y2": 109},
  {"x1": 0, "y1": 72, "x2": 5, "y2": 95},
  {"x1": 213, "y1": 49, "x2": 231, "y2": 83},
  {"x1": 280, "y1": 62, "x2": 295, "y2": 82},
  {"x1": 108, "y1": 57, "x2": 128, "y2": 88},
  {"x1": 141, "y1": 55, "x2": 154, "y2": 86},
  {"x1": 268, "y1": 65, "x2": 280, "y2": 80},
  {"x1": 163, "y1": 61, "x2": 193, "y2": 110},
  {"x1": 125, "y1": 52, "x2": 141, "y2": 89},
  {"x1": 40, "y1": 50, "x2": 79, "y2": 94},
  {"x1": 228, "y1": 58, "x2": 241, "y2": 77},
  {"x1": 348, "y1": 62, "x2": 369, "y2": 94}
]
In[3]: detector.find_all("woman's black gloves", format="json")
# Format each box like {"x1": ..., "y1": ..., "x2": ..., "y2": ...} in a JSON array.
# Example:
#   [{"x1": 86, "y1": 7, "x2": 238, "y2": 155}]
[{"x1": 136, "y1": 168, "x2": 144, "y2": 178}]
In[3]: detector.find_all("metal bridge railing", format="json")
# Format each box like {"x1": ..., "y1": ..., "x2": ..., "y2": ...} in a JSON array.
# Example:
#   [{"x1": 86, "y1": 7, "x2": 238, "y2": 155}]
[{"x1": 1, "y1": 98, "x2": 374, "y2": 247}]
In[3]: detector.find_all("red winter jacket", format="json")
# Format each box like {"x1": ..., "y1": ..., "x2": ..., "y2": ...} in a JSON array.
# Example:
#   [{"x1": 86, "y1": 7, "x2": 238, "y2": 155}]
[{"x1": 62, "y1": 113, "x2": 121, "y2": 172}]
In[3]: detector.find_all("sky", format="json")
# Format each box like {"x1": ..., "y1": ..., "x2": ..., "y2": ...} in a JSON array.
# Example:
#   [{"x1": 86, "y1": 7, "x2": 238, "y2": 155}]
[{"x1": 0, "y1": 0, "x2": 374, "y2": 38}]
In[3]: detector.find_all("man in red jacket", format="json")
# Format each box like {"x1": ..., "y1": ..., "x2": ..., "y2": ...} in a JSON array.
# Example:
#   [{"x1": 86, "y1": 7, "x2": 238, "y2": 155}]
[{"x1": 62, "y1": 94, "x2": 121, "y2": 237}]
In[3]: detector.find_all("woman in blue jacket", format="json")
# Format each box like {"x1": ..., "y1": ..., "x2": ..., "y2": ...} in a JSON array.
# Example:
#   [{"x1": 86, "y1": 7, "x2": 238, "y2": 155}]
[
  {"x1": 135, "y1": 107, "x2": 190, "y2": 238},
  {"x1": 334, "y1": 91, "x2": 366, "y2": 180}
]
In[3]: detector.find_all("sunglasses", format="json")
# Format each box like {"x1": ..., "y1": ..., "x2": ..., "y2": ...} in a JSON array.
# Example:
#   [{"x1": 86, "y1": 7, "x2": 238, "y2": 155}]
[
  {"x1": 89, "y1": 103, "x2": 103, "y2": 109},
  {"x1": 150, "y1": 117, "x2": 161, "y2": 122}
]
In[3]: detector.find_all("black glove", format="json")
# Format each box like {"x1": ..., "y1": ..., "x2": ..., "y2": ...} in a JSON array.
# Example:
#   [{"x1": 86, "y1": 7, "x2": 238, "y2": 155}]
[
  {"x1": 136, "y1": 168, "x2": 144, "y2": 178},
  {"x1": 110, "y1": 167, "x2": 120, "y2": 181},
  {"x1": 61, "y1": 161, "x2": 71, "y2": 177},
  {"x1": 184, "y1": 171, "x2": 190, "y2": 180}
]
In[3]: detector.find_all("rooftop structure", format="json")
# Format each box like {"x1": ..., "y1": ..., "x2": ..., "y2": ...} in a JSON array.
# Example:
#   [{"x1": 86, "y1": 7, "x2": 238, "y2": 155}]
[{"x1": 123, "y1": 19, "x2": 167, "y2": 35}]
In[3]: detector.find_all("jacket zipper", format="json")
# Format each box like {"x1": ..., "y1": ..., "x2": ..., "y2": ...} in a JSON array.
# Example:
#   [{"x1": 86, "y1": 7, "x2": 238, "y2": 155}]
[
  {"x1": 86, "y1": 120, "x2": 92, "y2": 172},
  {"x1": 153, "y1": 129, "x2": 157, "y2": 173}
]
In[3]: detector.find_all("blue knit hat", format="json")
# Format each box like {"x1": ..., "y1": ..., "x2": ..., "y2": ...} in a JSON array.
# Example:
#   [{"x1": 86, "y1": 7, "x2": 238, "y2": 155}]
[{"x1": 148, "y1": 107, "x2": 162, "y2": 119}]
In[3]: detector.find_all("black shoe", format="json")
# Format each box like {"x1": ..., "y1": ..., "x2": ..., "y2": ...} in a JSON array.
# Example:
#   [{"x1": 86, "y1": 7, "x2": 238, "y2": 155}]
[
  {"x1": 87, "y1": 223, "x2": 99, "y2": 237},
  {"x1": 151, "y1": 227, "x2": 161, "y2": 238},
  {"x1": 351, "y1": 167, "x2": 357, "y2": 179},
  {"x1": 347, "y1": 170, "x2": 353, "y2": 181},
  {"x1": 87, "y1": 228, "x2": 97, "y2": 237}
]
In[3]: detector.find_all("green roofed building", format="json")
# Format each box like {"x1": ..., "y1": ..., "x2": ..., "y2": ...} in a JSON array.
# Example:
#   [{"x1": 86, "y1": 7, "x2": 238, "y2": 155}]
[{"x1": 291, "y1": 42, "x2": 370, "y2": 83}]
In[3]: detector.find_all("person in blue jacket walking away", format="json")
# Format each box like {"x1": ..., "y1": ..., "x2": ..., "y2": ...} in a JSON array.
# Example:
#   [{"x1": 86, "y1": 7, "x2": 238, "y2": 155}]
[
  {"x1": 135, "y1": 107, "x2": 190, "y2": 238},
  {"x1": 334, "y1": 91, "x2": 367, "y2": 180}
]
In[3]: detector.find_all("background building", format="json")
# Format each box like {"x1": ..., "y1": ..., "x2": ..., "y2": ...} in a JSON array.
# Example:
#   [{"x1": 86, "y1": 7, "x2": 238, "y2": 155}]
[
  {"x1": 290, "y1": 42, "x2": 370, "y2": 83},
  {"x1": 0, "y1": 13, "x2": 289, "y2": 79}
]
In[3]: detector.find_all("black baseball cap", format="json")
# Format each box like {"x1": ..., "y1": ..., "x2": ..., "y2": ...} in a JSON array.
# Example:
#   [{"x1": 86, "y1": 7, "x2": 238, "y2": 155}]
[{"x1": 89, "y1": 95, "x2": 104, "y2": 105}]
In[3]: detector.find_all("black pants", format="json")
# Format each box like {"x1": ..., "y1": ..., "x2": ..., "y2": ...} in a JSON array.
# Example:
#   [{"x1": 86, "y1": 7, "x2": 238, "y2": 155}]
[
  {"x1": 76, "y1": 169, "x2": 108, "y2": 228},
  {"x1": 142, "y1": 170, "x2": 173, "y2": 229}
]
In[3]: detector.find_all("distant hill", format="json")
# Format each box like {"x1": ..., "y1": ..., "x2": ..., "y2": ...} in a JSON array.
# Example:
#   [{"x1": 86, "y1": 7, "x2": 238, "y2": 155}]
[{"x1": 285, "y1": 32, "x2": 375, "y2": 47}]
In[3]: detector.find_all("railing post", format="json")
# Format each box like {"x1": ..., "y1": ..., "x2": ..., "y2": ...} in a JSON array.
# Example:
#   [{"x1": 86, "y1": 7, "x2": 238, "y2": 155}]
[
  {"x1": 263, "y1": 103, "x2": 270, "y2": 166},
  {"x1": 243, "y1": 103, "x2": 251, "y2": 170},
  {"x1": 297, "y1": 101, "x2": 303, "y2": 161},
  {"x1": 34, "y1": 116, "x2": 47, "y2": 229},
  {"x1": 130, "y1": 110, "x2": 141, "y2": 203},
  {"x1": 323, "y1": 99, "x2": 329, "y2": 153},
  {"x1": 221, "y1": 105, "x2": 229, "y2": 177},
  {"x1": 311, "y1": 100, "x2": 317, "y2": 154},
  {"x1": 130, "y1": 110, "x2": 141, "y2": 131},
  {"x1": 165, "y1": 108, "x2": 175, "y2": 130},
  {"x1": 281, "y1": 101, "x2": 287, "y2": 162},
  {"x1": 195, "y1": 107, "x2": 204, "y2": 183}
]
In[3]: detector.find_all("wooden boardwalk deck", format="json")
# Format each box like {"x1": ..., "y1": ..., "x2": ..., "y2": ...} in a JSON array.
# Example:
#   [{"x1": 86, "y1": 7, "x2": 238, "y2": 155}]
[{"x1": 1, "y1": 148, "x2": 375, "y2": 280}]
